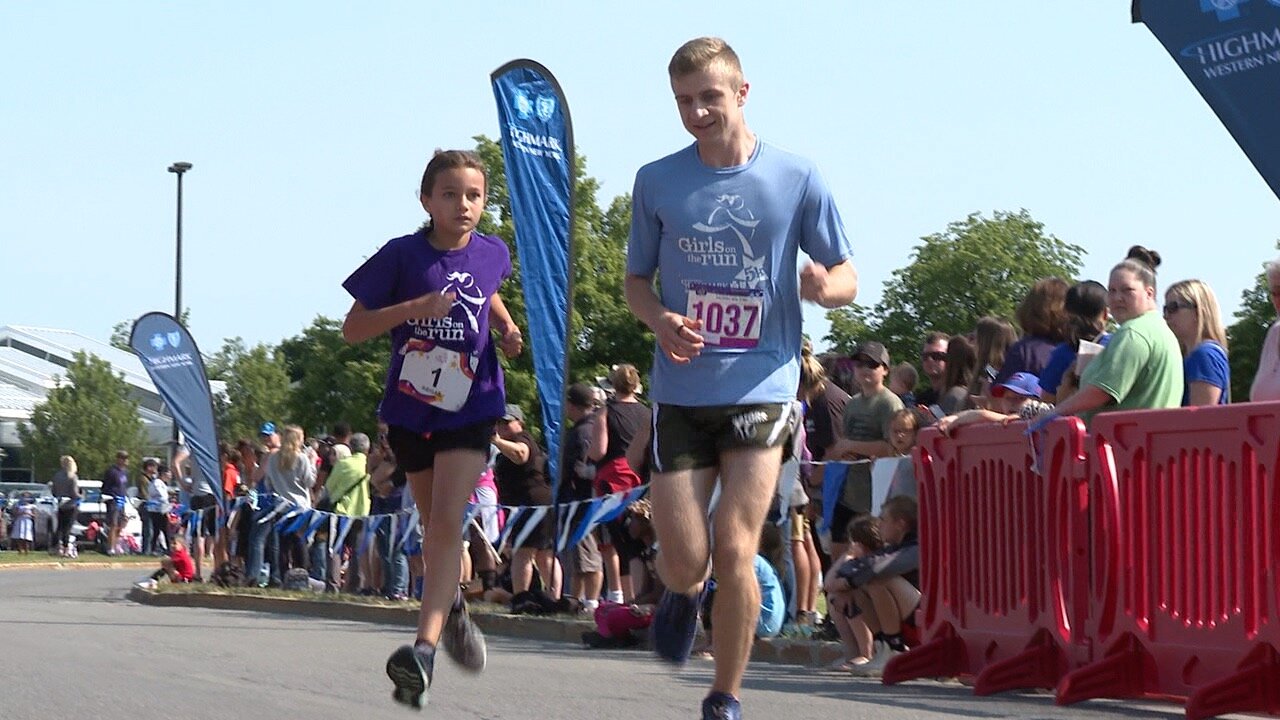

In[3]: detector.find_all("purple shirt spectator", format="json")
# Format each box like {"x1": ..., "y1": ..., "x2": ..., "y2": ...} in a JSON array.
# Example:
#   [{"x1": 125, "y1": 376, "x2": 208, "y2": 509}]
[{"x1": 994, "y1": 336, "x2": 1057, "y2": 386}]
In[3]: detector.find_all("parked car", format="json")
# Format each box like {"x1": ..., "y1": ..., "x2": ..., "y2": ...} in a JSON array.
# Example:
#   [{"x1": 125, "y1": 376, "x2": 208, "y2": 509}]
[{"x1": 68, "y1": 480, "x2": 143, "y2": 552}]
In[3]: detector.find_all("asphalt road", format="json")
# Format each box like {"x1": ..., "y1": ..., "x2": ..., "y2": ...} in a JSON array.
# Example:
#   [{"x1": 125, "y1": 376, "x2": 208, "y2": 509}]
[{"x1": 0, "y1": 569, "x2": 1224, "y2": 720}]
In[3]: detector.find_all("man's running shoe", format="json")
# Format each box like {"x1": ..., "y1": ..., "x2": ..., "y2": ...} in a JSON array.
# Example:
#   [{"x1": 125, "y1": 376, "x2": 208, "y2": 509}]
[
  {"x1": 441, "y1": 596, "x2": 487, "y2": 673},
  {"x1": 651, "y1": 589, "x2": 700, "y2": 665},
  {"x1": 701, "y1": 691, "x2": 742, "y2": 720},
  {"x1": 386, "y1": 644, "x2": 435, "y2": 710}
]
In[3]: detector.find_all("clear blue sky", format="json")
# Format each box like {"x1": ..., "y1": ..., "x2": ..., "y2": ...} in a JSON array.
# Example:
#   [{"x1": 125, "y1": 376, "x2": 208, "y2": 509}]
[{"x1": 4, "y1": 2, "x2": 1278, "y2": 357}]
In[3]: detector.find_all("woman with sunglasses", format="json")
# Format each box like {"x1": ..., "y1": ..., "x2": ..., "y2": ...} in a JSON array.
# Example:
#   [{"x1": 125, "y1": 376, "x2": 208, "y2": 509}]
[
  {"x1": 1162, "y1": 279, "x2": 1229, "y2": 406},
  {"x1": 1049, "y1": 246, "x2": 1183, "y2": 423}
]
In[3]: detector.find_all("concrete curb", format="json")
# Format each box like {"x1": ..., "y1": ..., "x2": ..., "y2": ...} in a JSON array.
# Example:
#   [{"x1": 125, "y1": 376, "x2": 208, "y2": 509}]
[
  {"x1": 0, "y1": 561, "x2": 155, "y2": 572},
  {"x1": 128, "y1": 588, "x2": 845, "y2": 667}
]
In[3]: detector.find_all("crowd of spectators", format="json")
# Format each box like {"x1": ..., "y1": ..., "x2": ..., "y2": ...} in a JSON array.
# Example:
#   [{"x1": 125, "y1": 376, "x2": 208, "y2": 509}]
[{"x1": 9, "y1": 247, "x2": 1280, "y2": 684}]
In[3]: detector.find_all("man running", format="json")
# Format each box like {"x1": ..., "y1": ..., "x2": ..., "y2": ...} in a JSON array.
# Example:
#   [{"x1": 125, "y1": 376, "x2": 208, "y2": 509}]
[{"x1": 624, "y1": 36, "x2": 858, "y2": 720}]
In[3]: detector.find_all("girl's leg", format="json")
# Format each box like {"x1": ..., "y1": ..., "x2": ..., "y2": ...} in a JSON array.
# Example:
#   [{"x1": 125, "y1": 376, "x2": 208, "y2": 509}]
[
  {"x1": 826, "y1": 592, "x2": 872, "y2": 661},
  {"x1": 851, "y1": 587, "x2": 882, "y2": 634},
  {"x1": 792, "y1": 538, "x2": 812, "y2": 615},
  {"x1": 413, "y1": 448, "x2": 486, "y2": 647},
  {"x1": 459, "y1": 542, "x2": 473, "y2": 586},
  {"x1": 802, "y1": 530, "x2": 821, "y2": 615},
  {"x1": 600, "y1": 543, "x2": 623, "y2": 598}
]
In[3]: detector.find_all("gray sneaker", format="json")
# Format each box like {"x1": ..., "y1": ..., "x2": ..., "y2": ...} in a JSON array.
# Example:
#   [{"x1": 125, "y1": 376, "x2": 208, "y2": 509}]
[
  {"x1": 441, "y1": 597, "x2": 487, "y2": 673},
  {"x1": 386, "y1": 644, "x2": 434, "y2": 710}
]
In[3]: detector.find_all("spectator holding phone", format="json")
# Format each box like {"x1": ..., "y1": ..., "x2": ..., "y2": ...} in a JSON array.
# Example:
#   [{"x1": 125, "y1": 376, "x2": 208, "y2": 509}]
[{"x1": 970, "y1": 317, "x2": 1017, "y2": 400}]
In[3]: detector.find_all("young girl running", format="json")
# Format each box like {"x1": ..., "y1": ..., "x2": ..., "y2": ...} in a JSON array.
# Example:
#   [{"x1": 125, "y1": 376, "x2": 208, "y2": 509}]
[{"x1": 342, "y1": 150, "x2": 523, "y2": 709}]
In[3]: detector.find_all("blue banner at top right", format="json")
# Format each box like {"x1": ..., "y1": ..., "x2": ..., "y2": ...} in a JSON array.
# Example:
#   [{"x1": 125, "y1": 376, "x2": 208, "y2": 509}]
[{"x1": 1133, "y1": 0, "x2": 1280, "y2": 200}]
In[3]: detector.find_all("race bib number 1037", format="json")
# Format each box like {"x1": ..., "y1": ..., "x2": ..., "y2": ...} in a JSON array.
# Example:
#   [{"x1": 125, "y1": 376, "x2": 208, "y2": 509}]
[{"x1": 686, "y1": 284, "x2": 763, "y2": 349}]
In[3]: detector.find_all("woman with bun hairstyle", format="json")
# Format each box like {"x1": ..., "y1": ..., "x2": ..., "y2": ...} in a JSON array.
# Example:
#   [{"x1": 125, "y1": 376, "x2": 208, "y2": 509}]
[
  {"x1": 1163, "y1": 279, "x2": 1230, "y2": 406},
  {"x1": 1050, "y1": 246, "x2": 1184, "y2": 423}
]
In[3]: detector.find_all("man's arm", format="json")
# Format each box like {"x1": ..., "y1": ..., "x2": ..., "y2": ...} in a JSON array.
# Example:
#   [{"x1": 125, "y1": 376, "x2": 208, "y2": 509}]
[
  {"x1": 492, "y1": 435, "x2": 531, "y2": 465},
  {"x1": 587, "y1": 406, "x2": 608, "y2": 462},
  {"x1": 800, "y1": 260, "x2": 858, "y2": 309},
  {"x1": 624, "y1": 274, "x2": 703, "y2": 364}
]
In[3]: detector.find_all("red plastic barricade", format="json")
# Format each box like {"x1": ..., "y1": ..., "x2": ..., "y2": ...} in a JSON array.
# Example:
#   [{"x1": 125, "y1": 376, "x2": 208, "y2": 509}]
[
  {"x1": 884, "y1": 417, "x2": 1092, "y2": 694},
  {"x1": 1057, "y1": 402, "x2": 1280, "y2": 719}
]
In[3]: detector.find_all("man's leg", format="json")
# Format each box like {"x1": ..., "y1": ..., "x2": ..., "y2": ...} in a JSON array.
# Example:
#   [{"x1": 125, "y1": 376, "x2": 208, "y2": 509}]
[
  {"x1": 535, "y1": 550, "x2": 557, "y2": 597},
  {"x1": 650, "y1": 468, "x2": 717, "y2": 593},
  {"x1": 511, "y1": 547, "x2": 537, "y2": 594},
  {"x1": 707, "y1": 446, "x2": 783, "y2": 697}
]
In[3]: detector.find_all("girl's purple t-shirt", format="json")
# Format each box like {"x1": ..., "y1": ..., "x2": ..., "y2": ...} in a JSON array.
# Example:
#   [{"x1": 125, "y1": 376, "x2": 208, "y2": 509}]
[{"x1": 343, "y1": 230, "x2": 512, "y2": 433}]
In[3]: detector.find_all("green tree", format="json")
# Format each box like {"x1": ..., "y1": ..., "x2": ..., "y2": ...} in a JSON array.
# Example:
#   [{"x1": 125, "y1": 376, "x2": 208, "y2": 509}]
[
  {"x1": 18, "y1": 351, "x2": 148, "y2": 480},
  {"x1": 278, "y1": 316, "x2": 389, "y2": 436},
  {"x1": 827, "y1": 210, "x2": 1084, "y2": 364},
  {"x1": 823, "y1": 303, "x2": 875, "y2": 355},
  {"x1": 205, "y1": 337, "x2": 292, "y2": 444},
  {"x1": 1227, "y1": 246, "x2": 1279, "y2": 402}
]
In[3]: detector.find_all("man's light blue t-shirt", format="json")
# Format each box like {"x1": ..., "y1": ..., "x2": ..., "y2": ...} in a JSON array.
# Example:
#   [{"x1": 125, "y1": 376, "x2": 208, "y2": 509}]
[{"x1": 627, "y1": 140, "x2": 853, "y2": 406}]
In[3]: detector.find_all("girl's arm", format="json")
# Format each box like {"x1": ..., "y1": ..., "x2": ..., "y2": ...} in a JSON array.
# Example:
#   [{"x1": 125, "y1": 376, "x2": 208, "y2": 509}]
[
  {"x1": 936, "y1": 409, "x2": 1011, "y2": 436},
  {"x1": 341, "y1": 293, "x2": 455, "y2": 344},
  {"x1": 488, "y1": 293, "x2": 523, "y2": 358}
]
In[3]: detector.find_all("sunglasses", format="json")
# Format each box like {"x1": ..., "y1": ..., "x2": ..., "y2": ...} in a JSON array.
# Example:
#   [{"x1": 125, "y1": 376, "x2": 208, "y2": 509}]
[
  {"x1": 922, "y1": 351, "x2": 947, "y2": 362},
  {"x1": 853, "y1": 358, "x2": 883, "y2": 369},
  {"x1": 1162, "y1": 301, "x2": 1196, "y2": 316}
]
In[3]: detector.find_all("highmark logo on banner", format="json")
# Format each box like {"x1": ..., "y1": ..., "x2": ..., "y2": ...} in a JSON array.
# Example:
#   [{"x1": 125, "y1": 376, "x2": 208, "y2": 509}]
[
  {"x1": 508, "y1": 88, "x2": 564, "y2": 160},
  {"x1": 144, "y1": 330, "x2": 196, "y2": 370}
]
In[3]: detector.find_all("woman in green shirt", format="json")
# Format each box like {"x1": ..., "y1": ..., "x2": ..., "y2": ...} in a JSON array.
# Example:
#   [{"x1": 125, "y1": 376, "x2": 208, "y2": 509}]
[{"x1": 1050, "y1": 246, "x2": 1183, "y2": 423}]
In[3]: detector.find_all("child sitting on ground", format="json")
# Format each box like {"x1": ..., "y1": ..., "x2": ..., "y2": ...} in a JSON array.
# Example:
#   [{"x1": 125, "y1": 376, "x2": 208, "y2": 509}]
[
  {"x1": 822, "y1": 514, "x2": 883, "y2": 672},
  {"x1": 823, "y1": 496, "x2": 921, "y2": 677},
  {"x1": 583, "y1": 499, "x2": 664, "y2": 649},
  {"x1": 137, "y1": 536, "x2": 196, "y2": 588},
  {"x1": 935, "y1": 372, "x2": 1054, "y2": 436}
]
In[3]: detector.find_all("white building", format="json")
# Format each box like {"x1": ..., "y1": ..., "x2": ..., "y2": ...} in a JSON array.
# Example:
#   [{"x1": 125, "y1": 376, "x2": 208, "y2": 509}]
[{"x1": 0, "y1": 325, "x2": 179, "y2": 482}]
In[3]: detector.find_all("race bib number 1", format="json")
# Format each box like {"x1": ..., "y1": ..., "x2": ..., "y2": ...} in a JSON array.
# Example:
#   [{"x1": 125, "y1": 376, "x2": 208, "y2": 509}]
[
  {"x1": 398, "y1": 339, "x2": 476, "y2": 412},
  {"x1": 686, "y1": 284, "x2": 763, "y2": 349}
]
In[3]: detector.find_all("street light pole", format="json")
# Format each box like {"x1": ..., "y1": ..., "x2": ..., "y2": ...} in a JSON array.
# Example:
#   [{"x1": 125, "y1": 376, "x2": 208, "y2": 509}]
[
  {"x1": 166, "y1": 162, "x2": 192, "y2": 459},
  {"x1": 167, "y1": 162, "x2": 192, "y2": 324}
]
